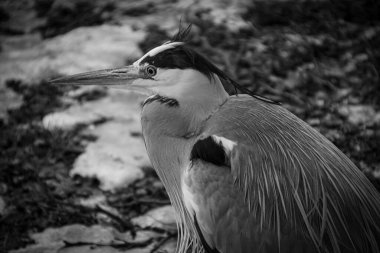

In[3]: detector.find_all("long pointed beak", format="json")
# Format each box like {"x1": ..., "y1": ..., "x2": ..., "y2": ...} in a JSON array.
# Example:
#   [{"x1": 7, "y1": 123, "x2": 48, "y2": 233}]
[{"x1": 50, "y1": 65, "x2": 142, "y2": 88}]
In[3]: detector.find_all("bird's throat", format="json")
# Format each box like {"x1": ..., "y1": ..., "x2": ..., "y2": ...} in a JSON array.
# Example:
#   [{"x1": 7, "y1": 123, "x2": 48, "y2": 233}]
[{"x1": 143, "y1": 94, "x2": 179, "y2": 107}]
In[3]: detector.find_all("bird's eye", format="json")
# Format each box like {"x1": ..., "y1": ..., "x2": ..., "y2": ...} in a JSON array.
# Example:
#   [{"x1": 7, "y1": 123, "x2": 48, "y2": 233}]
[{"x1": 145, "y1": 65, "x2": 157, "y2": 77}]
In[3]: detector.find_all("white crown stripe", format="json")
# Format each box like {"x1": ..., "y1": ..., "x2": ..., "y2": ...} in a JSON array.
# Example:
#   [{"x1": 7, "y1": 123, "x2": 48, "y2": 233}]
[{"x1": 134, "y1": 42, "x2": 184, "y2": 65}]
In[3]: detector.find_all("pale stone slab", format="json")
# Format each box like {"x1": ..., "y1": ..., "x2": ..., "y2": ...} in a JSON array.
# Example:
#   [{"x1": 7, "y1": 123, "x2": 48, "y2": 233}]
[
  {"x1": 0, "y1": 24, "x2": 145, "y2": 87},
  {"x1": 43, "y1": 90, "x2": 143, "y2": 130},
  {"x1": 71, "y1": 120, "x2": 149, "y2": 191},
  {"x1": 11, "y1": 224, "x2": 171, "y2": 253},
  {"x1": 132, "y1": 205, "x2": 177, "y2": 232},
  {"x1": 0, "y1": 24, "x2": 144, "y2": 120},
  {"x1": 43, "y1": 90, "x2": 149, "y2": 190}
]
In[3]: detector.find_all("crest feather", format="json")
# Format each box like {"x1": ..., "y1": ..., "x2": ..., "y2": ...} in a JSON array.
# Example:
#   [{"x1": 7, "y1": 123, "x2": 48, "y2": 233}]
[{"x1": 171, "y1": 23, "x2": 192, "y2": 43}]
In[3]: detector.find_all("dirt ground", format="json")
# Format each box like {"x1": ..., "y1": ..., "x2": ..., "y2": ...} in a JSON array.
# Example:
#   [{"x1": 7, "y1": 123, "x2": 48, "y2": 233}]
[{"x1": 1, "y1": 0, "x2": 380, "y2": 252}]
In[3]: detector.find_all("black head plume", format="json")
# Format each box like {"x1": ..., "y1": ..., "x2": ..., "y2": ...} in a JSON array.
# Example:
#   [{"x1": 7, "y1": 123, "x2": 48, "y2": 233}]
[
  {"x1": 226, "y1": 77, "x2": 281, "y2": 105},
  {"x1": 171, "y1": 23, "x2": 192, "y2": 43},
  {"x1": 145, "y1": 23, "x2": 280, "y2": 105}
]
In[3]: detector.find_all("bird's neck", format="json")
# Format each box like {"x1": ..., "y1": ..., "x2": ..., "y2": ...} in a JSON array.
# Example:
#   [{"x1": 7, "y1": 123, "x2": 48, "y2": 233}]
[
  {"x1": 142, "y1": 75, "x2": 228, "y2": 138},
  {"x1": 140, "y1": 77, "x2": 228, "y2": 248},
  {"x1": 140, "y1": 73, "x2": 228, "y2": 190}
]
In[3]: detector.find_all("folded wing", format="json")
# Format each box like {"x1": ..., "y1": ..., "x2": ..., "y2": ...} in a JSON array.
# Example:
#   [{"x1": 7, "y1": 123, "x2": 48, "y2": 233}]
[{"x1": 185, "y1": 96, "x2": 380, "y2": 253}]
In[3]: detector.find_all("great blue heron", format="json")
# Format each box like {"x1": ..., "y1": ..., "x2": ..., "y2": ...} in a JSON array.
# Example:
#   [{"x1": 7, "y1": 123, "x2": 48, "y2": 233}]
[{"x1": 52, "y1": 29, "x2": 380, "y2": 253}]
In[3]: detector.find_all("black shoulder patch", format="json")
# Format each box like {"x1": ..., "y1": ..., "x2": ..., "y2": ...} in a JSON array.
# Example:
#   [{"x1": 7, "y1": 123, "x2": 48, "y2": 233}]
[
  {"x1": 194, "y1": 215, "x2": 220, "y2": 253},
  {"x1": 190, "y1": 136, "x2": 230, "y2": 167},
  {"x1": 143, "y1": 94, "x2": 179, "y2": 107}
]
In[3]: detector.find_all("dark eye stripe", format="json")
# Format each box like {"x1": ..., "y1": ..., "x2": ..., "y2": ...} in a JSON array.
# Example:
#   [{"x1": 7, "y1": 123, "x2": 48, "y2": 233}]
[{"x1": 139, "y1": 45, "x2": 223, "y2": 80}]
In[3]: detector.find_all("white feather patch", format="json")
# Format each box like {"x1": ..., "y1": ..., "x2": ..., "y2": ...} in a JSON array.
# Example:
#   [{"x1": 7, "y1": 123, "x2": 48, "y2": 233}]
[
  {"x1": 181, "y1": 167, "x2": 199, "y2": 215},
  {"x1": 143, "y1": 94, "x2": 156, "y2": 105},
  {"x1": 134, "y1": 42, "x2": 183, "y2": 65},
  {"x1": 211, "y1": 135, "x2": 237, "y2": 153}
]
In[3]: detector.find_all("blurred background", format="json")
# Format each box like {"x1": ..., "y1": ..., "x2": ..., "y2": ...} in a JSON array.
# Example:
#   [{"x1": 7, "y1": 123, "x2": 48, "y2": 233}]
[{"x1": 1, "y1": 0, "x2": 380, "y2": 252}]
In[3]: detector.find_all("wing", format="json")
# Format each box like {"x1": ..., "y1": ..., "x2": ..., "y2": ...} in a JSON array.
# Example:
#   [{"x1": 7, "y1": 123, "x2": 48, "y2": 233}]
[{"x1": 185, "y1": 95, "x2": 380, "y2": 253}]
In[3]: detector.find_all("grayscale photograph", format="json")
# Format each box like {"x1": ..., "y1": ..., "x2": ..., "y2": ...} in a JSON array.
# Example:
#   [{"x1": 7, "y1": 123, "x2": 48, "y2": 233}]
[{"x1": 0, "y1": 0, "x2": 379, "y2": 252}]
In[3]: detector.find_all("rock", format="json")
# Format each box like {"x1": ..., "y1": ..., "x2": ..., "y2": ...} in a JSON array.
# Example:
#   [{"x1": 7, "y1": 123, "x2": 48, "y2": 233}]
[
  {"x1": 77, "y1": 194, "x2": 123, "y2": 223},
  {"x1": 43, "y1": 107, "x2": 102, "y2": 130},
  {"x1": 157, "y1": 238, "x2": 177, "y2": 253},
  {"x1": 0, "y1": 23, "x2": 143, "y2": 120},
  {"x1": 0, "y1": 1, "x2": 45, "y2": 35},
  {"x1": 337, "y1": 105, "x2": 380, "y2": 125},
  {"x1": 132, "y1": 205, "x2": 177, "y2": 232},
  {"x1": 181, "y1": 0, "x2": 251, "y2": 32},
  {"x1": 58, "y1": 245, "x2": 121, "y2": 253},
  {"x1": 38, "y1": 0, "x2": 113, "y2": 38},
  {"x1": 373, "y1": 167, "x2": 380, "y2": 179},
  {"x1": 66, "y1": 86, "x2": 107, "y2": 101},
  {"x1": 10, "y1": 245, "x2": 59, "y2": 253},
  {"x1": 44, "y1": 90, "x2": 149, "y2": 191},
  {"x1": 78, "y1": 194, "x2": 107, "y2": 208},
  {"x1": 11, "y1": 224, "x2": 171, "y2": 253},
  {"x1": 306, "y1": 118, "x2": 320, "y2": 126},
  {"x1": 71, "y1": 119, "x2": 149, "y2": 190},
  {"x1": 0, "y1": 85, "x2": 22, "y2": 121},
  {"x1": 324, "y1": 129, "x2": 343, "y2": 142},
  {"x1": 9, "y1": 224, "x2": 117, "y2": 253},
  {"x1": 115, "y1": 0, "x2": 182, "y2": 32},
  {"x1": 0, "y1": 33, "x2": 42, "y2": 52},
  {"x1": 0, "y1": 34, "x2": 41, "y2": 120},
  {"x1": 43, "y1": 90, "x2": 143, "y2": 130},
  {"x1": 334, "y1": 88, "x2": 352, "y2": 100},
  {"x1": 116, "y1": 229, "x2": 161, "y2": 246},
  {"x1": 33, "y1": 225, "x2": 117, "y2": 246},
  {"x1": 0, "y1": 196, "x2": 5, "y2": 216},
  {"x1": 43, "y1": 90, "x2": 150, "y2": 191},
  {"x1": 59, "y1": 245, "x2": 153, "y2": 253},
  {"x1": 0, "y1": 24, "x2": 145, "y2": 88}
]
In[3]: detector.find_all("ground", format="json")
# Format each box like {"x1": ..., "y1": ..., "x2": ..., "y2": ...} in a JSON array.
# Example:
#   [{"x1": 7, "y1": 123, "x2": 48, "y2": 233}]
[{"x1": 0, "y1": 0, "x2": 380, "y2": 253}]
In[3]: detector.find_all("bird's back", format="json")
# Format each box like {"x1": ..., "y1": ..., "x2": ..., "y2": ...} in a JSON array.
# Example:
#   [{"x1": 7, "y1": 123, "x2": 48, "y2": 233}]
[{"x1": 184, "y1": 95, "x2": 380, "y2": 253}]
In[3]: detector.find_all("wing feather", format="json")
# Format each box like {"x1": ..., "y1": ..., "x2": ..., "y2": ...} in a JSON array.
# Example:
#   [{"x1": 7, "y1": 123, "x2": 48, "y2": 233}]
[{"x1": 196, "y1": 96, "x2": 380, "y2": 253}]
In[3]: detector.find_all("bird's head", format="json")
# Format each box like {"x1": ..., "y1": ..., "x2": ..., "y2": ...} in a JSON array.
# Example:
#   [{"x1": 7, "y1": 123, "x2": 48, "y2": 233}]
[
  {"x1": 52, "y1": 39, "x2": 232, "y2": 103},
  {"x1": 52, "y1": 26, "x2": 278, "y2": 105}
]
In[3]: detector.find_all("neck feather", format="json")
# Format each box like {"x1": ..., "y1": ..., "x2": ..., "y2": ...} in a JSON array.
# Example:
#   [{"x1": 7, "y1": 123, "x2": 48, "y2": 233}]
[{"x1": 140, "y1": 71, "x2": 228, "y2": 253}]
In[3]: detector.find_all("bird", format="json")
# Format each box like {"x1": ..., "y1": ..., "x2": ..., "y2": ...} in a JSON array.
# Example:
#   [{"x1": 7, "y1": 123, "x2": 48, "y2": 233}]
[{"x1": 52, "y1": 27, "x2": 380, "y2": 253}]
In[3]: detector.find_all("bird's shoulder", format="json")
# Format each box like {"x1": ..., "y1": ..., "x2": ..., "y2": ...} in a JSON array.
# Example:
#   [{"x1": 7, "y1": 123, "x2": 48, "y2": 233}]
[
  {"x1": 199, "y1": 95, "x2": 305, "y2": 149},
  {"x1": 188, "y1": 95, "x2": 380, "y2": 253},
  {"x1": 191, "y1": 95, "x2": 304, "y2": 172}
]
